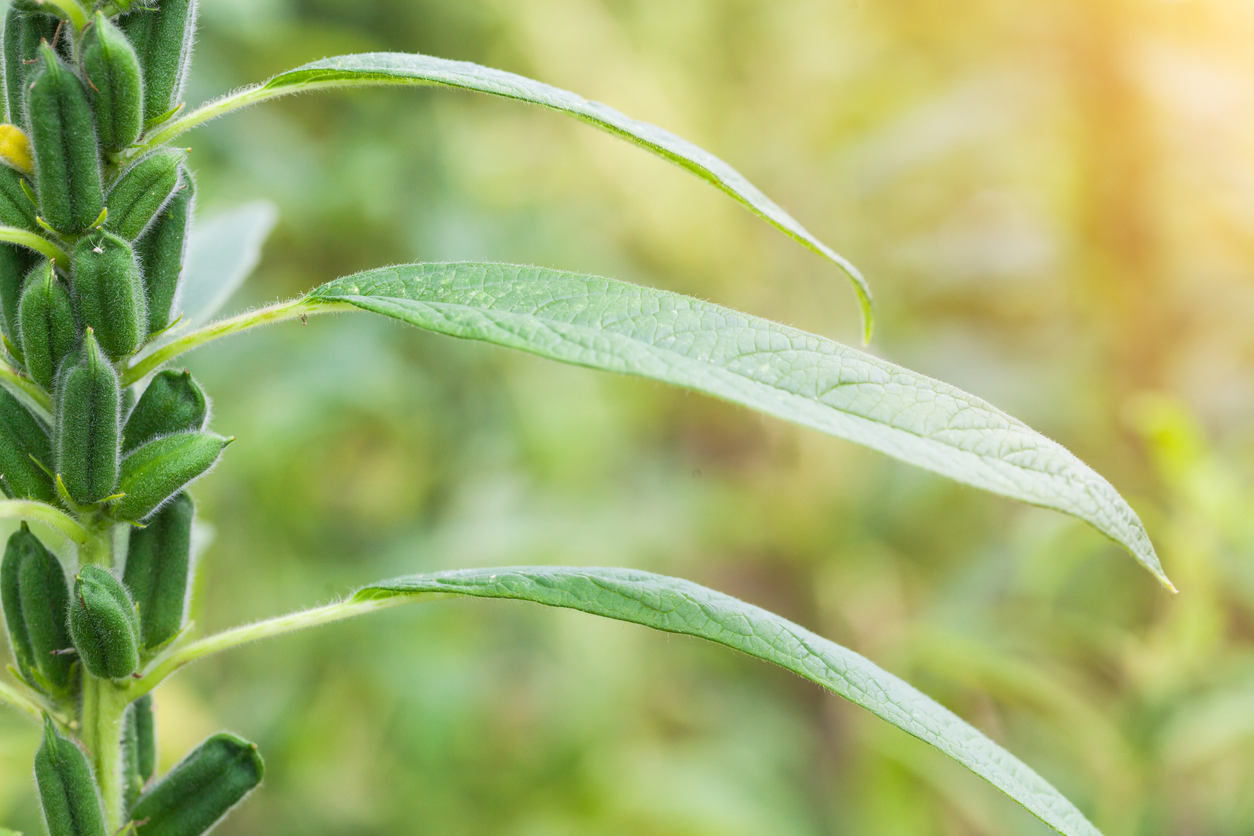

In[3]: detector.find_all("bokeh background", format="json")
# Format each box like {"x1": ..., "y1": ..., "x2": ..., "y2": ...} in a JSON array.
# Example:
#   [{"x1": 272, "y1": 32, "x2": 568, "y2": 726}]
[{"x1": 4, "y1": 0, "x2": 1254, "y2": 833}]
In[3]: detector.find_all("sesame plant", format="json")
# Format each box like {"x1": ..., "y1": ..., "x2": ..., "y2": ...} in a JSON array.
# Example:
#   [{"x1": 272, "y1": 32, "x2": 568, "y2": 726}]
[{"x1": 0, "y1": 2, "x2": 1173, "y2": 835}]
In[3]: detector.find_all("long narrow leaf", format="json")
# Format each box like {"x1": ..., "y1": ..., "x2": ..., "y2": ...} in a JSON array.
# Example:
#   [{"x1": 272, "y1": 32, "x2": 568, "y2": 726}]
[
  {"x1": 354, "y1": 566, "x2": 1102, "y2": 836},
  {"x1": 146, "y1": 52, "x2": 874, "y2": 340},
  {"x1": 305, "y1": 262, "x2": 1169, "y2": 587}
]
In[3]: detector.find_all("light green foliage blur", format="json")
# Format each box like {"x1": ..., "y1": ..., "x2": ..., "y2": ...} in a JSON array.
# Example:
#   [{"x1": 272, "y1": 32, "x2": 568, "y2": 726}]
[{"x1": 4, "y1": 0, "x2": 1253, "y2": 833}]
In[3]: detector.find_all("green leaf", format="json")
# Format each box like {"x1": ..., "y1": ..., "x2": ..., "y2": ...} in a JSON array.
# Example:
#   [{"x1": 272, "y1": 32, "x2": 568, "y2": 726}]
[
  {"x1": 146, "y1": 52, "x2": 874, "y2": 341},
  {"x1": 353, "y1": 566, "x2": 1102, "y2": 836},
  {"x1": 306, "y1": 262, "x2": 1168, "y2": 587},
  {"x1": 179, "y1": 201, "x2": 278, "y2": 328}
]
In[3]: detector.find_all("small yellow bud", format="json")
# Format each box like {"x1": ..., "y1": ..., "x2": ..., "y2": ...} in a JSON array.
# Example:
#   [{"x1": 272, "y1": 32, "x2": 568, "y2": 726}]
[{"x1": 0, "y1": 124, "x2": 33, "y2": 176}]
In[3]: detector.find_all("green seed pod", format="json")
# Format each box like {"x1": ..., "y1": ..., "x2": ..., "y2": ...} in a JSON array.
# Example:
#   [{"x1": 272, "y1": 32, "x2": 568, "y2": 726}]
[
  {"x1": 0, "y1": 242, "x2": 37, "y2": 349},
  {"x1": 2, "y1": 525, "x2": 73, "y2": 690},
  {"x1": 28, "y1": 44, "x2": 104, "y2": 235},
  {"x1": 120, "y1": 0, "x2": 199, "y2": 124},
  {"x1": 124, "y1": 492, "x2": 193, "y2": 648},
  {"x1": 0, "y1": 385, "x2": 54, "y2": 502},
  {"x1": 124, "y1": 370, "x2": 208, "y2": 453},
  {"x1": 34, "y1": 715, "x2": 109, "y2": 836},
  {"x1": 0, "y1": 162, "x2": 39, "y2": 231},
  {"x1": 132, "y1": 732, "x2": 263, "y2": 836},
  {"x1": 136, "y1": 166, "x2": 193, "y2": 337},
  {"x1": 105, "y1": 148, "x2": 185, "y2": 241},
  {"x1": 72, "y1": 230, "x2": 146, "y2": 361},
  {"x1": 122, "y1": 695, "x2": 156, "y2": 812},
  {"x1": 55, "y1": 330, "x2": 121, "y2": 505},
  {"x1": 2, "y1": 7, "x2": 58, "y2": 127},
  {"x1": 69, "y1": 564, "x2": 141, "y2": 680},
  {"x1": 82, "y1": 11, "x2": 145, "y2": 154},
  {"x1": 18, "y1": 260, "x2": 77, "y2": 390},
  {"x1": 111, "y1": 432, "x2": 227, "y2": 523},
  {"x1": 134, "y1": 693, "x2": 156, "y2": 783}
]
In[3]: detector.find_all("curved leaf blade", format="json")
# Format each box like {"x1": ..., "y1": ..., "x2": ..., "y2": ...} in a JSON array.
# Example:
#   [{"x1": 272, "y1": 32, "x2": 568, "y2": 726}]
[
  {"x1": 306, "y1": 262, "x2": 1168, "y2": 587},
  {"x1": 149, "y1": 52, "x2": 873, "y2": 341},
  {"x1": 354, "y1": 566, "x2": 1102, "y2": 836}
]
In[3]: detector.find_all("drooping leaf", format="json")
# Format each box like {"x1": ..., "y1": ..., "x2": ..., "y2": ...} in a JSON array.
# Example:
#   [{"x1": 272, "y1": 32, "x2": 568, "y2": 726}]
[
  {"x1": 305, "y1": 262, "x2": 1168, "y2": 587},
  {"x1": 179, "y1": 201, "x2": 278, "y2": 328},
  {"x1": 149, "y1": 52, "x2": 873, "y2": 340},
  {"x1": 353, "y1": 566, "x2": 1102, "y2": 836}
]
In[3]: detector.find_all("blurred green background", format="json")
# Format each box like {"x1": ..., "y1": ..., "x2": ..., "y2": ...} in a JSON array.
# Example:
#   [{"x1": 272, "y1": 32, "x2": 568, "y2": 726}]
[{"x1": 5, "y1": 0, "x2": 1254, "y2": 833}]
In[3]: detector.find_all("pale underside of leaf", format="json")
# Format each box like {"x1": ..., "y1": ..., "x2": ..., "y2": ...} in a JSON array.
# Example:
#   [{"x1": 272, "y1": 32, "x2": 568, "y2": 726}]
[
  {"x1": 157, "y1": 51, "x2": 874, "y2": 341},
  {"x1": 306, "y1": 262, "x2": 1168, "y2": 588},
  {"x1": 353, "y1": 566, "x2": 1102, "y2": 836},
  {"x1": 179, "y1": 201, "x2": 279, "y2": 328}
]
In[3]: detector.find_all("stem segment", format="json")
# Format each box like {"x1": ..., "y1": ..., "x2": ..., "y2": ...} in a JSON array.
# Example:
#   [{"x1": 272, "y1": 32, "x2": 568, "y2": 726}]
[
  {"x1": 81, "y1": 677, "x2": 130, "y2": 831},
  {"x1": 122, "y1": 298, "x2": 350, "y2": 386},
  {"x1": 132, "y1": 596, "x2": 411, "y2": 696},
  {"x1": 0, "y1": 226, "x2": 71, "y2": 270},
  {"x1": 77, "y1": 524, "x2": 130, "y2": 831},
  {"x1": 0, "y1": 500, "x2": 92, "y2": 547}
]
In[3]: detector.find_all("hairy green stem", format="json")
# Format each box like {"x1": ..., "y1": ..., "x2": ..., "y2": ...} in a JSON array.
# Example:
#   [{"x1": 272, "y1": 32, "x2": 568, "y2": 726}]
[
  {"x1": 81, "y1": 678, "x2": 130, "y2": 831},
  {"x1": 132, "y1": 595, "x2": 412, "y2": 696},
  {"x1": 0, "y1": 499, "x2": 91, "y2": 547},
  {"x1": 140, "y1": 76, "x2": 467, "y2": 152},
  {"x1": 0, "y1": 361, "x2": 53, "y2": 415},
  {"x1": 0, "y1": 226, "x2": 71, "y2": 270},
  {"x1": 122, "y1": 298, "x2": 351, "y2": 386},
  {"x1": 0, "y1": 677, "x2": 42, "y2": 721},
  {"x1": 140, "y1": 82, "x2": 296, "y2": 150}
]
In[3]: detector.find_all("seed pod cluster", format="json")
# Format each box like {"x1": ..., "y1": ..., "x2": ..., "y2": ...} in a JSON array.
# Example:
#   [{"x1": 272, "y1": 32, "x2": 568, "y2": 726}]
[{"x1": 0, "y1": 2, "x2": 252, "y2": 830}]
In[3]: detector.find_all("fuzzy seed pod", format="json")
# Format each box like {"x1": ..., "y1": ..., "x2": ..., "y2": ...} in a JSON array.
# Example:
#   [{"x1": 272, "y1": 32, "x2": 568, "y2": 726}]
[
  {"x1": 111, "y1": 432, "x2": 227, "y2": 523},
  {"x1": 28, "y1": 45, "x2": 104, "y2": 235},
  {"x1": 136, "y1": 165, "x2": 193, "y2": 337},
  {"x1": 0, "y1": 240, "x2": 38, "y2": 353},
  {"x1": 121, "y1": 695, "x2": 156, "y2": 812},
  {"x1": 0, "y1": 154, "x2": 38, "y2": 229},
  {"x1": 2, "y1": 7, "x2": 58, "y2": 127},
  {"x1": 69, "y1": 564, "x2": 141, "y2": 680},
  {"x1": 120, "y1": 0, "x2": 199, "y2": 124},
  {"x1": 18, "y1": 259, "x2": 78, "y2": 390},
  {"x1": 2, "y1": 525, "x2": 73, "y2": 691},
  {"x1": 124, "y1": 492, "x2": 193, "y2": 649},
  {"x1": 82, "y1": 11, "x2": 145, "y2": 154},
  {"x1": 134, "y1": 693, "x2": 156, "y2": 783},
  {"x1": 35, "y1": 715, "x2": 109, "y2": 836},
  {"x1": 72, "y1": 230, "x2": 147, "y2": 361},
  {"x1": 55, "y1": 330, "x2": 121, "y2": 505},
  {"x1": 0, "y1": 385, "x2": 55, "y2": 502},
  {"x1": 105, "y1": 148, "x2": 185, "y2": 242},
  {"x1": 124, "y1": 370, "x2": 207, "y2": 453},
  {"x1": 132, "y1": 732, "x2": 263, "y2": 836}
]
